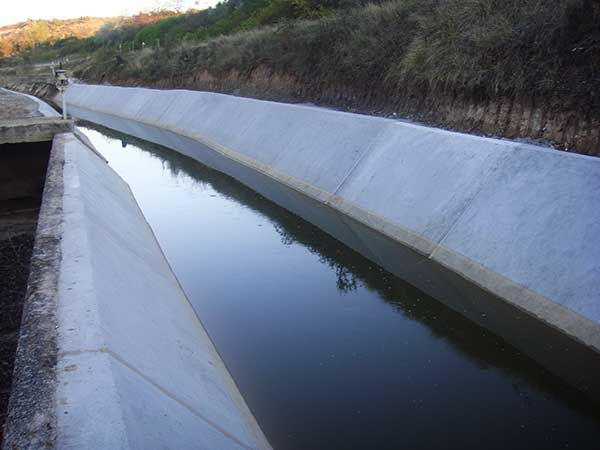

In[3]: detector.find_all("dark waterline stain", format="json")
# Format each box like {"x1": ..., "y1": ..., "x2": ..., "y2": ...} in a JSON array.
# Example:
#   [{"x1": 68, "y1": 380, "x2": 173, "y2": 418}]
[{"x1": 80, "y1": 122, "x2": 600, "y2": 450}]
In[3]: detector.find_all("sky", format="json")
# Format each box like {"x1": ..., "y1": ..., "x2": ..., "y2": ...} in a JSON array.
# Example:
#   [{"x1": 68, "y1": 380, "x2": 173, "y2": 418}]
[{"x1": 0, "y1": 0, "x2": 220, "y2": 27}]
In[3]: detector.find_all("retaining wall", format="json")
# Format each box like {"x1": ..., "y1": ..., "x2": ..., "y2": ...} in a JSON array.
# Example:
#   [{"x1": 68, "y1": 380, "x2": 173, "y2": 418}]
[
  {"x1": 2, "y1": 90, "x2": 270, "y2": 450},
  {"x1": 61, "y1": 84, "x2": 600, "y2": 400}
]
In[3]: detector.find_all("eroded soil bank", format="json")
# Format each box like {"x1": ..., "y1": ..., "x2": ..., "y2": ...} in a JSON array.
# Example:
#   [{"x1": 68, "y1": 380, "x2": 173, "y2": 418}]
[{"x1": 117, "y1": 69, "x2": 599, "y2": 157}]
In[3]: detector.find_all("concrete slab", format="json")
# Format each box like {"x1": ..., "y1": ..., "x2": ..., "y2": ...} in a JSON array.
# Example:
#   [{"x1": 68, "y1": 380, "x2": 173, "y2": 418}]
[
  {"x1": 0, "y1": 117, "x2": 73, "y2": 144},
  {"x1": 53, "y1": 132, "x2": 270, "y2": 449},
  {"x1": 335, "y1": 123, "x2": 514, "y2": 251},
  {"x1": 434, "y1": 144, "x2": 600, "y2": 323}
]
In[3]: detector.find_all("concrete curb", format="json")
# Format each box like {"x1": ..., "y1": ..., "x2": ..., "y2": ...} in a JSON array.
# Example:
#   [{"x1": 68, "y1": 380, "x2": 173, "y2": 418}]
[{"x1": 61, "y1": 84, "x2": 600, "y2": 401}]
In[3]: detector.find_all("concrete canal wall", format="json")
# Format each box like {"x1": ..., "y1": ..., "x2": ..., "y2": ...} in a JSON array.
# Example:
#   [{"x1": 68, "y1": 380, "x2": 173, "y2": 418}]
[
  {"x1": 2, "y1": 90, "x2": 271, "y2": 450},
  {"x1": 61, "y1": 84, "x2": 600, "y2": 400}
]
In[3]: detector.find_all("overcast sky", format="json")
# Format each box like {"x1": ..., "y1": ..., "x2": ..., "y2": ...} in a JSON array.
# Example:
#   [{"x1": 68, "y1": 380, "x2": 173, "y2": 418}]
[{"x1": 1, "y1": 0, "x2": 220, "y2": 27}]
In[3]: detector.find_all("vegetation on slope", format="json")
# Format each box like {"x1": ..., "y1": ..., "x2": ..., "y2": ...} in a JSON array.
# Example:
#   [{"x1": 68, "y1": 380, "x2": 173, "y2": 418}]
[
  {"x1": 0, "y1": 17, "x2": 110, "y2": 56},
  {"x1": 1, "y1": 0, "x2": 363, "y2": 63},
  {"x1": 13, "y1": 0, "x2": 597, "y2": 106},
  {"x1": 2, "y1": 0, "x2": 599, "y2": 153},
  {"x1": 130, "y1": 0, "x2": 362, "y2": 46},
  {"x1": 0, "y1": 12, "x2": 176, "y2": 60},
  {"x1": 88, "y1": 0, "x2": 597, "y2": 104}
]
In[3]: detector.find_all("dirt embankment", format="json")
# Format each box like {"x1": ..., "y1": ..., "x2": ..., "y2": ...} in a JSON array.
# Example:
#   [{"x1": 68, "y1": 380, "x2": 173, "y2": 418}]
[
  {"x1": 5, "y1": 1, "x2": 600, "y2": 156},
  {"x1": 108, "y1": 67, "x2": 596, "y2": 157},
  {"x1": 7, "y1": 73, "x2": 599, "y2": 158},
  {"x1": 67, "y1": 0, "x2": 598, "y2": 157},
  {"x1": 4, "y1": 67, "x2": 598, "y2": 158}
]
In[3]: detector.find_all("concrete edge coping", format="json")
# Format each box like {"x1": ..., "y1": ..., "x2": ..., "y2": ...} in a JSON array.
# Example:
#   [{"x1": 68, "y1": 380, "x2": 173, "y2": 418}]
[
  {"x1": 61, "y1": 85, "x2": 600, "y2": 164},
  {"x1": 0, "y1": 118, "x2": 73, "y2": 145},
  {"x1": 65, "y1": 100, "x2": 600, "y2": 362},
  {"x1": 71, "y1": 126, "x2": 108, "y2": 162},
  {"x1": 2, "y1": 133, "x2": 64, "y2": 450}
]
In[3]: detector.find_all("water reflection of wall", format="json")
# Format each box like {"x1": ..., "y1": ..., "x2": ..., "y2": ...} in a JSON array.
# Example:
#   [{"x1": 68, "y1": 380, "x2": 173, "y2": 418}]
[{"x1": 81, "y1": 121, "x2": 600, "y2": 419}]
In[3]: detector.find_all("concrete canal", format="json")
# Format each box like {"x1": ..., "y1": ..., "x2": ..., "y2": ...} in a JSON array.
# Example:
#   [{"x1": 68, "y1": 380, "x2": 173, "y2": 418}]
[{"x1": 81, "y1": 123, "x2": 600, "y2": 450}]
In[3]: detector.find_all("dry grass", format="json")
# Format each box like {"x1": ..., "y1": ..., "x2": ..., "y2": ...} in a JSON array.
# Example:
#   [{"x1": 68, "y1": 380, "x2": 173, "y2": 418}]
[{"x1": 81, "y1": 0, "x2": 600, "y2": 110}]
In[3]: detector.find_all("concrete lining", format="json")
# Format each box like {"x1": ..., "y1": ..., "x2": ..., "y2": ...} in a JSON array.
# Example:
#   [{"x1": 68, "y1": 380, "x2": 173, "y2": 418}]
[
  {"x1": 2, "y1": 91, "x2": 271, "y2": 449},
  {"x1": 62, "y1": 84, "x2": 600, "y2": 400},
  {"x1": 54, "y1": 133, "x2": 269, "y2": 449}
]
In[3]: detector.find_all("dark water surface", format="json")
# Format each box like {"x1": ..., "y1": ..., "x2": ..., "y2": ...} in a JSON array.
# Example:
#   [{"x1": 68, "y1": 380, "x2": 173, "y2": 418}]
[{"x1": 81, "y1": 124, "x2": 600, "y2": 450}]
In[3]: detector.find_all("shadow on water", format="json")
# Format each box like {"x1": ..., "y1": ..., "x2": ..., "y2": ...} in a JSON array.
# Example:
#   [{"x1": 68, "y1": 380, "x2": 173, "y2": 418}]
[{"x1": 80, "y1": 121, "x2": 600, "y2": 450}]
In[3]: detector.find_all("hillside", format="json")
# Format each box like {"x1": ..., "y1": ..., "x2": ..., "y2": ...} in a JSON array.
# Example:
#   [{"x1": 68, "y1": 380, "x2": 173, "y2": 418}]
[
  {"x1": 0, "y1": 12, "x2": 176, "y2": 57},
  {"x1": 2, "y1": 0, "x2": 598, "y2": 156},
  {"x1": 77, "y1": 0, "x2": 600, "y2": 156}
]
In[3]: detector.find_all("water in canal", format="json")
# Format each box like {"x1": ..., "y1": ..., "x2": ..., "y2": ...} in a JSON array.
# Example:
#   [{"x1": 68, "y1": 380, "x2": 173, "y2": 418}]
[{"x1": 80, "y1": 123, "x2": 600, "y2": 450}]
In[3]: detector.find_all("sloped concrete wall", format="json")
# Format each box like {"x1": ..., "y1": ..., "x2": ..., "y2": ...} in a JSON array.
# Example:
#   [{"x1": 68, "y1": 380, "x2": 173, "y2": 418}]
[
  {"x1": 54, "y1": 133, "x2": 270, "y2": 450},
  {"x1": 62, "y1": 84, "x2": 600, "y2": 399}
]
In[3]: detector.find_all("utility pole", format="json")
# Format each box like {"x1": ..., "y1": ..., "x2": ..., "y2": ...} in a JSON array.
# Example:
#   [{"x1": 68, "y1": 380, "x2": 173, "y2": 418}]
[{"x1": 54, "y1": 69, "x2": 69, "y2": 120}]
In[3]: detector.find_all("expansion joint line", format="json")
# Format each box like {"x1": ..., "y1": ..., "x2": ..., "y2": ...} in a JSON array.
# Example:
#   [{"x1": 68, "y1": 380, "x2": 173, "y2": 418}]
[
  {"x1": 58, "y1": 347, "x2": 255, "y2": 450},
  {"x1": 331, "y1": 128, "x2": 388, "y2": 196}
]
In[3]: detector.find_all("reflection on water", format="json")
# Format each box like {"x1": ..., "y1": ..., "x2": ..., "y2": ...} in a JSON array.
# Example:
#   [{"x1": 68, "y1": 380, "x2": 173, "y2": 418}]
[{"x1": 81, "y1": 122, "x2": 600, "y2": 450}]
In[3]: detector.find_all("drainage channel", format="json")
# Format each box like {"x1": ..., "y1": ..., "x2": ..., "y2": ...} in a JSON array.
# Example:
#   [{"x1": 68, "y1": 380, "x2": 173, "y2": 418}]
[{"x1": 80, "y1": 123, "x2": 600, "y2": 450}]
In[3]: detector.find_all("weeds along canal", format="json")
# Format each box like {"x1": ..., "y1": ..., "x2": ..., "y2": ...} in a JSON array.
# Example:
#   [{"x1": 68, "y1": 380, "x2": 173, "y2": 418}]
[{"x1": 80, "y1": 123, "x2": 600, "y2": 450}]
